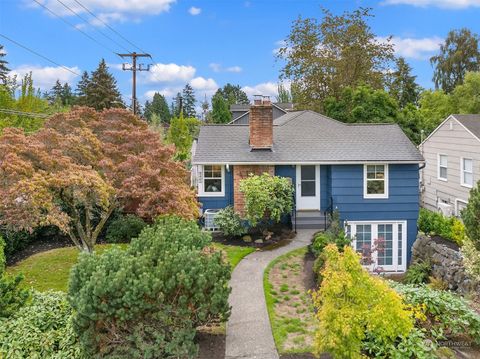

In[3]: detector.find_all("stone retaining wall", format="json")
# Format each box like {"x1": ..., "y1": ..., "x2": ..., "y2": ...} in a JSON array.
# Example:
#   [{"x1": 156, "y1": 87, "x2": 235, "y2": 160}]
[{"x1": 412, "y1": 235, "x2": 480, "y2": 294}]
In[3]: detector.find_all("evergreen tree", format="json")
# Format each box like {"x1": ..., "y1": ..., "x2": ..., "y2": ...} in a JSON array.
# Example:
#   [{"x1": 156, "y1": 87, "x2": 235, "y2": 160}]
[
  {"x1": 61, "y1": 83, "x2": 74, "y2": 106},
  {"x1": 144, "y1": 92, "x2": 171, "y2": 124},
  {"x1": 172, "y1": 92, "x2": 183, "y2": 118},
  {"x1": 182, "y1": 84, "x2": 196, "y2": 117},
  {"x1": 75, "y1": 71, "x2": 90, "y2": 106},
  {"x1": 388, "y1": 57, "x2": 421, "y2": 108},
  {"x1": 431, "y1": 28, "x2": 480, "y2": 93},
  {"x1": 209, "y1": 93, "x2": 231, "y2": 123},
  {"x1": 48, "y1": 80, "x2": 64, "y2": 105},
  {"x1": 215, "y1": 83, "x2": 249, "y2": 105},
  {"x1": 0, "y1": 45, "x2": 9, "y2": 84},
  {"x1": 85, "y1": 59, "x2": 124, "y2": 110}
]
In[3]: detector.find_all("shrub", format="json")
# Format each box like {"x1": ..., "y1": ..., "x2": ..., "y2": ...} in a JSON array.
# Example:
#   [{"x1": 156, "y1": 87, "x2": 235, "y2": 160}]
[
  {"x1": 462, "y1": 182, "x2": 480, "y2": 250},
  {"x1": 418, "y1": 208, "x2": 465, "y2": 245},
  {"x1": 214, "y1": 206, "x2": 247, "y2": 237},
  {"x1": 390, "y1": 282, "x2": 480, "y2": 345},
  {"x1": 239, "y1": 173, "x2": 293, "y2": 227},
  {"x1": 105, "y1": 214, "x2": 146, "y2": 243},
  {"x1": 404, "y1": 260, "x2": 432, "y2": 285},
  {"x1": 0, "y1": 236, "x2": 29, "y2": 318},
  {"x1": 0, "y1": 226, "x2": 36, "y2": 261},
  {"x1": 68, "y1": 216, "x2": 231, "y2": 358},
  {"x1": 461, "y1": 237, "x2": 480, "y2": 281},
  {"x1": 311, "y1": 245, "x2": 415, "y2": 358},
  {"x1": 0, "y1": 291, "x2": 84, "y2": 358}
]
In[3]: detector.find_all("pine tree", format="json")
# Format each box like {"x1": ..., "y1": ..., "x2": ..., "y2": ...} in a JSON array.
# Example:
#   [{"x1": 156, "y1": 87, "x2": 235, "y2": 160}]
[
  {"x1": 0, "y1": 45, "x2": 9, "y2": 84},
  {"x1": 61, "y1": 83, "x2": 74, "y2": 106},
  {"x1": 85, "y1": 59, "x2": 124, "y2": 110},
  {"x1": 182, "y1": 84, "x2": 196, "y2": 118},
  {"x1": 172, "y1": 92, "x2": 183, "y2": 118},
  {"x1": 388, "y1": 57, "x2": 421, "y2": 108},
  {"x1": 144, "y1": 92, "x2": 171, "y2": 124},
  {"x1": 210, "y1": 93, "x2": 231, "y2": 123},
  {"x1": 75, "y1": 71, "x2": 90, "y2": 106},
  {"x1": 48, "y1": 80, "x2": 64, "y2": 105}
]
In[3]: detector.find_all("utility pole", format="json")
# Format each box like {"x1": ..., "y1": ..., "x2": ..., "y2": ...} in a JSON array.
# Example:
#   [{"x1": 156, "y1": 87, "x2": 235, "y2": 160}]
[{"x1": 117, "y1": 52, "x2": 151, "y2": 115}]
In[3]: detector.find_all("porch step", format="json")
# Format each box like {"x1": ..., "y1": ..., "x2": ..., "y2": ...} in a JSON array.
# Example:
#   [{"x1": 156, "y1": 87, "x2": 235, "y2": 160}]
[{"x1": 294, "y1": 211, "x2": 327, "y2": 230}]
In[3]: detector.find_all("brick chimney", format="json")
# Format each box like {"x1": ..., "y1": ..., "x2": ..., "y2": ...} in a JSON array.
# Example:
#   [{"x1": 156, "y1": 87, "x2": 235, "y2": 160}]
[{"x1": 249, "y1": 95, "x2": 273, "y2": 149}]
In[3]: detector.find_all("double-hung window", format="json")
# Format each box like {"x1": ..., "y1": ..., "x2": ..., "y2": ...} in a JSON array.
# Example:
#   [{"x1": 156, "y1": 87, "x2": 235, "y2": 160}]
[
  {"x1": 364, "y1": 164, "x2": 388, "y2": 199},
  {"x1": 199, "y1": 165, "x2": 225, "y2": 196},
  {"x1": 461, "y1": 158, "x2": 473, "y2": 187},
  {"x1": 438, "y1": 154, "x2": 448, "y2": 181}
]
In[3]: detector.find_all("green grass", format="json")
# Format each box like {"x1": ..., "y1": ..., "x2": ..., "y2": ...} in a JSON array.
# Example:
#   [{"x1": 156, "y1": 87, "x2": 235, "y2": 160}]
[
  {"x1": 7, "y1": 242, "x2": 254, "y2": 293},
  {"x1": 263, "y1": 246, "x2": 316, "y2": 354},
  {"x1": 213, "y1": 243, "x2": 255, "y2": 268}
]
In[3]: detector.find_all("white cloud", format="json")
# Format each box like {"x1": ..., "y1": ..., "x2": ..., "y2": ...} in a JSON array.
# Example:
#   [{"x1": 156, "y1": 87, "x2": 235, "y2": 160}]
[
  {"x1": 188, "y1": 6, "x2": 201, "y2": 15},
  {"x1": 10, "y1": 65, "x2": 80, "y2": 90},
  {"x1": 144, "y1": 88, "x2": 180, "y2": 100},
  {"x1": 242, "y1": 82, "x2": 279, "y2": 99},
  {"x1": 382, "y1": 0, "x2": 480, "y2": 8},
  {"x1": 209, "y1": 63, "x2": 242, "y2": 73},
  {"x1": 28, "y1": 0, "x2": 176, "y2": 24},
  {"x1": 378, "y1": 36, "x2": 442, "y2": 60},
  {"x1": 190, "y1": 76, "x2": 218, "y2": 95},
  {"x1": 143, "y1": 63, "x2": 196, "y2": 83}
]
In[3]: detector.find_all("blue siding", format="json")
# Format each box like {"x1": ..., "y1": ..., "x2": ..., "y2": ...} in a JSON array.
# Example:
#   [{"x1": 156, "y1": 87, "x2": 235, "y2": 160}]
[
  {"x1": 330, "y1": 164, "x2": 420, "y2": 263},
  {"x1": 198, "y1": 166, "x2": 234, "y2": 211},
  {"x1": 275, "y1": 165, "x2": 296, "y2": 182}
]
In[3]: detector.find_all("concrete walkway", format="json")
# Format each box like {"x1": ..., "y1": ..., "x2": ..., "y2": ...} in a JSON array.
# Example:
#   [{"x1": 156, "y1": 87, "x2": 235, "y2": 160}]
[{"x1": 225, "y1": 229, "x2": 316, "y2": 359}]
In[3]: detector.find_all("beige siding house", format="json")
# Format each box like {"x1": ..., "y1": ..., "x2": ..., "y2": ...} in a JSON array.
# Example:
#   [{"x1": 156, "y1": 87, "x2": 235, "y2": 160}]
[{"x1": 420, "y1": 114, "x2": 480, "y2": 216}]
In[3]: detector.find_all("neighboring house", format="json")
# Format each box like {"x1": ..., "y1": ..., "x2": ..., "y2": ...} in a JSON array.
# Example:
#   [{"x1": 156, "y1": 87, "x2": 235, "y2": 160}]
[
  {"x1": 192, "y1": 97, "x2": 424, "y2": 272},
  {"x1": 230, "y1": 102, "x2": 294, "y2": 124},
  {"x1": 420, "y1": 114, "x2": 480, "y2": 217}
]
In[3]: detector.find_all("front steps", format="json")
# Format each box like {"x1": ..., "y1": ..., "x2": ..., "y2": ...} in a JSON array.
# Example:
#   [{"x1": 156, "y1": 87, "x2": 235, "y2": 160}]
[{"x1": 294, "y1": 210, "x2": 327, "y2": 230}]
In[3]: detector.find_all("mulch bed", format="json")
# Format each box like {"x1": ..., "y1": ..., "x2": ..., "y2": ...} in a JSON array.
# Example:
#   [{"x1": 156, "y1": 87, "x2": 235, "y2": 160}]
[
  {"x1": 431, "y1": 234, "x2": 460, "y2": 251},
  {"x1": 196, "y1": 332, "x2": 226, "y2": 359},
  {"x1": 6, "y1": 235, "x2": 74, "y2": 266},
  {"x1": 210, "y1": 223, "x2": 295, "y2": 249}
]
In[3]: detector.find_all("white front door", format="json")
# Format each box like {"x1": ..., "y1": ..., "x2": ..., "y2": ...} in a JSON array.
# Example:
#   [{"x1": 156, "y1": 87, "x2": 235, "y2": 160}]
[{"x1": 296, "y1": 165, "x2": 320, "y2": 210}]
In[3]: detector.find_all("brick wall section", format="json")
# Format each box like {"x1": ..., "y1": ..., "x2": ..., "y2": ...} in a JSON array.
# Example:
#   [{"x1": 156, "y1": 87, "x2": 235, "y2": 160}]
[
  {"x1": 234, "y1": 165, "x2": 274, "y2": 215},
  {"x1": 249, "y1": 104, "x2": 273, "y2": 149}
]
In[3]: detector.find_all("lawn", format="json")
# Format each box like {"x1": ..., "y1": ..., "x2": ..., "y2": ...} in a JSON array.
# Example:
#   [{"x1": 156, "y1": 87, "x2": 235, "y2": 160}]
[
  {"x1": 7, "y1": 242, "x2": 254, "y2": 292},
  {"x1": 263, "y1": 246, "x2": 317, "y2": 355}
]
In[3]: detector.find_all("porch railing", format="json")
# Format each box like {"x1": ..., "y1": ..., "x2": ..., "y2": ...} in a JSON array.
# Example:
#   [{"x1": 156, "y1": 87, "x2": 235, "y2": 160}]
[{"x1": 323, "y1": 196, "x2": 334, "y2": 230}]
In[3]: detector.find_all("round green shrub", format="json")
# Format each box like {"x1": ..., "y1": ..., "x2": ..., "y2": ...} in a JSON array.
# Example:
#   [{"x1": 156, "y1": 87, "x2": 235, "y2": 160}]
[
  {"x1": 0, "y1": 291, "x2": 84, "y2": 358},
  {"x1": 105, "y1": 214, "x2": 146, "y2": 243},
  {"x1": 214, "y1": 206, "x2": 247, "y2": 237},
  {"x1": 462, "y1": 182, "x2": 480, "y2": 250},
  {"x1": 68, "y1": 216, "x2": 231, "y2": 358}
]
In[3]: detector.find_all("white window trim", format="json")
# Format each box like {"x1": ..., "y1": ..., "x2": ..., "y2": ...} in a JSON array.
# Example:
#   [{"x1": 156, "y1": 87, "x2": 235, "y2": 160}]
[
  {"x1": 346, "y1": 220, "x2": 407, "y2": 273},
  {"x1": 363, "y1": 164, "x2": 389, "y2": 199},
  {"x1": 437, "y1": 153, "x2": 448, "y2": 182},
  {"x1": 455, "y1": 198, "x2": 468, "y2": 217},
  {"x1": 460, "y1": 157, "x2": 473, "y2": 188},
  {"x1": 198, "y1": 165, "x2": 225, "y2": 197}
]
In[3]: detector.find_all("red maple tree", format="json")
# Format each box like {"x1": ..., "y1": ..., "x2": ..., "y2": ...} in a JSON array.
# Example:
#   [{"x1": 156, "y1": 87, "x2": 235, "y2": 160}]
[{"x1": 0, "y1": 107, "x2": 198, "y2": 252}]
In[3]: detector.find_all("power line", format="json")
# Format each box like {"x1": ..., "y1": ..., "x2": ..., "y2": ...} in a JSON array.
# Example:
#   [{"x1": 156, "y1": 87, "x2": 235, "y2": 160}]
[
  {"x1": 32, "y1": 0, "x2": 118, "y2": 56},
  {"x1": 0, "y1": 33, "x2": 80, "y2": 77},
  {"x1": 72, "y1": 0, "x2": 148, "y2": 54},
  {"x1": 0, "y1": 33, "x2": 128, "y2": 105},
  {"x1": 54, "y1": 0, "x2": 131, "y2": 53}
]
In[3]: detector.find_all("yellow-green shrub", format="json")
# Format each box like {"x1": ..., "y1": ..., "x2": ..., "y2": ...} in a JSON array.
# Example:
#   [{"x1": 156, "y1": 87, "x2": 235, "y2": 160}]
[{"x1": 312, "y1": 245, "x2": 415, "y2": 359}]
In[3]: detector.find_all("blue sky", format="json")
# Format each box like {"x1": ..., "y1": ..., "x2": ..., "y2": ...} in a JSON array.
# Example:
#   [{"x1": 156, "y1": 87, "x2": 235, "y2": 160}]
[{"x1": 1, "y1": 0, "x2": 480, "y2": 108}]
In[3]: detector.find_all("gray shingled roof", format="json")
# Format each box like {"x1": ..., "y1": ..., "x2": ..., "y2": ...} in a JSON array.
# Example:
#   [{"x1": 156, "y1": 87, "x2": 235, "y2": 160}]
[
  {"x1": 452, "y1": 114, "x2": 480, "y2": 140},
  {"x1": 192, "y1": 111, "x2": 424, "y2": 164}
]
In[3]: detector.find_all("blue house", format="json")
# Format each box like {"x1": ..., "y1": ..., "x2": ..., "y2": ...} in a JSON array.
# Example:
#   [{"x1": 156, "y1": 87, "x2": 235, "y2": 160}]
[{"x1": 192, "y1": 97, "x2": 424, "y2": 272}]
